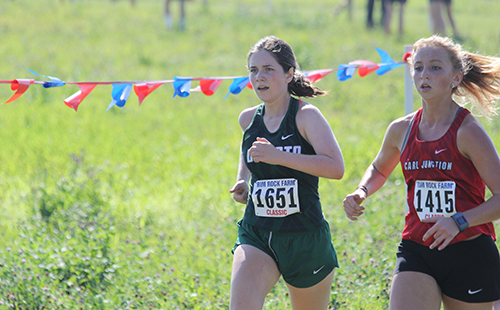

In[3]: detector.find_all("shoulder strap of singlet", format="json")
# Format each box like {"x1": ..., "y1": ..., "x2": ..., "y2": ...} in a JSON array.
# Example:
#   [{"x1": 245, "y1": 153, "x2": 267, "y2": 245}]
[
  {"x1": 243, "y1": 103, "x2": 264, "y2": 133},
  {"x1": 454, "y1": 106, "x2": 466, "y2": 122},
  {"x1": 289, "y1": 97, "x2": 300, "y2": 116},
  {"x1": 449, "y1": 106, "x2": 469, "y2": 131},
  {"x1": 254, "y1": 103, "x2": 265, "y2": 122},
  {"x1": 400, "y1": 109, "x2": 420, "y2": 154},
  {"x1": 282, "y1": 97, "x2": 300, "y2": 128},
  {"x1": 442, "y1": 106, "x2": 467, "y2": 134}
]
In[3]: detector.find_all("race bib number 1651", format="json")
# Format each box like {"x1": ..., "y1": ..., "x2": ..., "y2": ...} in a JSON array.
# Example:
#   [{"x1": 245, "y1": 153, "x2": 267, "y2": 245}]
[
  {"x1": 252, "y1": 178, "x2": 300, "y2": 218},
  {"x1": 414, "y1": 180, "x2": 456, "y2": 221}
]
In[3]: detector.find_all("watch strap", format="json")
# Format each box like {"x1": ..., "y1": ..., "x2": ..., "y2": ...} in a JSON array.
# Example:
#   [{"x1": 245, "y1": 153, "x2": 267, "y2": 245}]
[{"x1": 451, "y1": 212, "x2": 469, "y2": 233}]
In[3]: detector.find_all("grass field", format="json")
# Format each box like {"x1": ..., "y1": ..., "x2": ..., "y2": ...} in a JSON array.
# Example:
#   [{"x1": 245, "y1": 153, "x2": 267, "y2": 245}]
[{"x1": 0, "y1": 0, "x2": 499, "y2": 308}]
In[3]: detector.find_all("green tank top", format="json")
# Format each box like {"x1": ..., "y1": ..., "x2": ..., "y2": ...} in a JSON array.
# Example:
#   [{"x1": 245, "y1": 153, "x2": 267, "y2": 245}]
[{"x1": 241, "y1": 97, "x2": 325, "y2": 232}]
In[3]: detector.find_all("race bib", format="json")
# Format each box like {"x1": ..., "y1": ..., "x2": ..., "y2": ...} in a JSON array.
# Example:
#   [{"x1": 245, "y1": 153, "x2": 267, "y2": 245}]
[
  {"x1": 251, "y1": 178, "x2": 300, "y2": 217},
  {"x1": 413, "y1": 180, "x2": 456, "y2": 221}
]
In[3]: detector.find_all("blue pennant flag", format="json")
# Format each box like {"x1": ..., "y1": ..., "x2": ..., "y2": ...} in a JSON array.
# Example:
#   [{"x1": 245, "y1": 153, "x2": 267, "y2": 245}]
[
  {"x1": 224, "y1": 77, "x2": 249, "y2": 100},
  {"x1": 107, "y1": 84, "x2": 133, "y2": 111},
  {"x1": 374, "y1": 48, "x2": 404, "y2": 76},
  {"x1": 173, "y1": 77, "x2": 193, "y2": 98},
  {"x1": 27, "y1": 69, "x2": 65, "y2": 88}
]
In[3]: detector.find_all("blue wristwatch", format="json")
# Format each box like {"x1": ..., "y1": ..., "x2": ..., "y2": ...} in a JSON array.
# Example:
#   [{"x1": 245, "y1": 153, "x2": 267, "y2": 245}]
[{"x1": 451, "y1": 212, "x2": 469, "y2": 233}]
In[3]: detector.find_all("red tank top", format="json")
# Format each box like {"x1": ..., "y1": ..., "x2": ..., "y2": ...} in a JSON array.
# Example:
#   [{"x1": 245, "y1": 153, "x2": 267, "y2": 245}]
[{"x1": 400, "y1": 107, "x2": 495, "y2": 246}]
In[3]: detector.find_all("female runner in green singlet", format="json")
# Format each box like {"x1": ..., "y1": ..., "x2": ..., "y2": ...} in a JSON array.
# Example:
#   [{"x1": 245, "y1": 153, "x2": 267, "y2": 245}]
[{"x1": 229, "y1": 36, "x2": 344, "y2": 310}]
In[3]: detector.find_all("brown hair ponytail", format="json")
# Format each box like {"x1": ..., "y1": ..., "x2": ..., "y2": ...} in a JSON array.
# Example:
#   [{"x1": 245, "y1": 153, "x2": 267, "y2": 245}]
[{"x1": 289, "y1": 70, "x2": 328, "y2": 98}]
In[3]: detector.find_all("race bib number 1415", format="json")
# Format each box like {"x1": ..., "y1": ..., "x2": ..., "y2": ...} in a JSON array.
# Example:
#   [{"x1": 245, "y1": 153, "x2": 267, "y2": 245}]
[{"x1": 414, "y1": 180, "x2": 456, "y2": 221}]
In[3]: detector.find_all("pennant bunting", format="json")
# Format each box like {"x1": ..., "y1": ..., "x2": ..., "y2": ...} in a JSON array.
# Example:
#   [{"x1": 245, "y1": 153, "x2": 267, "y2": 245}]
[
  {"x1": 197, "y1": 79, "x2": 223, "y2": 96},
  {"x1": 134, "y1": 82, "x2": 163, "y2": 105},
  {"x1": 3, "y1": 79, "x2": 35, "y2": 104},
  {"x1": 224, "y1": 77, "x2": 250, "y2": 100},
  {"x1": 64, "y1": 83, "x2": 97, "y2": 111},
  {"x1": 173, "y1": 77, "x2": 193, "y2": 98},
  {"x1": 0, "y1": 47, "x2": 408, "y2": 109},
  {"x1": 375, "y1": 47, "x2": 405, "y2": 76},
  {"x1": 403, "y1": 51, "x2": 412, "y2": 63},
  {"x1": 107, "y1": 84, "x2": 133, "y2": 111},
  {"x1": 347, "y1": 60, "x2": 379, "y2": 77},
  {"x1": 27, "y1": 69, "x2": 65, "y2": 88},
  {"x1": 304, "y1": 69, "x2": 334, "y2": 83},
  {"x1": 337, "y1": 65, "x2": 357, "y2": 81}
]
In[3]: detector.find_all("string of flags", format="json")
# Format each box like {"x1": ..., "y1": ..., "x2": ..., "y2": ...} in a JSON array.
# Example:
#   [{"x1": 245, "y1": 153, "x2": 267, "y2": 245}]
[{"x1": 0, "y1": 48, "x2": 411, "y2": 112}]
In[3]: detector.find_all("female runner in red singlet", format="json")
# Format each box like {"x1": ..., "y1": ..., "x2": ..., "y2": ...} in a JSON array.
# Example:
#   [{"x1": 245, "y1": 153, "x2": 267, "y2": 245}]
[{"x1": 343, "y1": 35, "x2": 500, "y2": 309}]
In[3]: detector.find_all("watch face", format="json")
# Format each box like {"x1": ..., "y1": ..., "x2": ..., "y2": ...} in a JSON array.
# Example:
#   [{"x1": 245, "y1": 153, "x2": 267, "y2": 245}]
[{"x1": 457, "y1": 217, "x2": 466, "y2": 225}]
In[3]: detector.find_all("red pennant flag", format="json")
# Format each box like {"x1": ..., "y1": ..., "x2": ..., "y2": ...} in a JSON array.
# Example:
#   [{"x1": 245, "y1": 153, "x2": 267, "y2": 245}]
[
  {"x1": 199, "y1": 79, "x2": 222, "y2": 96},
  {"x1": 349, "y1": 60, "x2": 379, "y2": 77},
  {"x1": 133, "y1": 82, "x2": 163, "y2": 105},
  {"x1": 403, "y1": 51, "x2": 412, "y2": 63},
  {"x1": 64, "y1": 84, "x2": 97, "y2": 111},
  {"x1": 305, "y1": 69, "x2": 334, "y2": 83},
  {"x1": 3, "y1": 79, "x2": 35, "y2": 104}
]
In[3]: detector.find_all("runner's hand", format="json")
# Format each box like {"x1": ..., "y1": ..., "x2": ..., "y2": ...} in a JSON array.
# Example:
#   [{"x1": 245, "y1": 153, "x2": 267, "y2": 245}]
[
  {"x1": 343, "y1": 189, "x2": 366, "y2": 221},
  {"x1": 230, "y1": 180, "x2": 249, "y2": 204},
  {"x1": 422, "y1": 216, "x2": 459, "y2": 250},
  {"x1": 249, "y1": 137, "x2": 279, "y2": 164}
]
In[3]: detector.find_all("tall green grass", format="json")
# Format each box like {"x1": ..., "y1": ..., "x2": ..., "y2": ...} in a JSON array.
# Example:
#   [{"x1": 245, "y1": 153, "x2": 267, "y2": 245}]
[{"x1": 0, "y1": 0, "x2": 499, "y2": 308}]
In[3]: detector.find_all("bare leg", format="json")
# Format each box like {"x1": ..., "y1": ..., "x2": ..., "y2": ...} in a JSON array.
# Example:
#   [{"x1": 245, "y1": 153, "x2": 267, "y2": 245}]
[
  {"x1": 493, "y1": 299, "x2": 500, "y2": 310},
  {"x1": 367, "y1": 0, "x2": 375, "y2": 28},
  {"x1": 442, "y1": 294, "x2": 494, "y2": 310},
  {"x1": 397, "y1": 1, "x2": 404, "y2": 36},
  {"x1": 286, "y1": 270, "x2": 335, "y2": 310},
  {"x1": 429, "y1": 1, "x2": 445, "y2": 35},
  {"x1": 164, "y1": 0, "x2": 173, "y2": 29},
  {"x1": 179, "y1": 0, "x2": 186, "y2": 30},
  {"x1": 389, "y1": 271, "x2": 442, "y2": 310},
  {"x1": 346, "y1": 0, "x2": 353, "y2": 20},
  {"x1": 230, "y1": 244, "x2": 281, "y2": 310},
  {"x1": 383, "y1": 0, "x2": 393, "y2": 34},
  {"x1": 333, "y1": 0, "x2": 352, "y2": 19},
  {"x1": 381, "y1": 0, "x2": 386, "y2": 26},
  {"x1": 444, "y1": 3, "x2": 460, "y2": 38}
]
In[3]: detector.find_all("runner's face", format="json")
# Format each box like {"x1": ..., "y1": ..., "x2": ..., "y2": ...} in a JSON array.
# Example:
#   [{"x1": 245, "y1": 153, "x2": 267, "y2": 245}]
[
  {"x1": 412, "y1": 47, "x2": 460, "y2": 101},
  {"x1": 248, "y1": 50, "x2": 292, "y2": 104}
]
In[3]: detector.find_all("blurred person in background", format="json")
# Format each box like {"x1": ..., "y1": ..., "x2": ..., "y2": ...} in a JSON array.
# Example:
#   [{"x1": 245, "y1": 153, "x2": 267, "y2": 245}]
[
  {"x1": 165, "y1": 0, "x2": 187, "y2": 30},
  {"x1": 334, "y1": 0, "x2": 353, "y2": 20},
  {"x1": 164, "y1": 0, "x2": 207, "y2": 31},
  {"x1": 383, "y1": 0, "x2": 406, "y2": 36},
  {"x1": 367, "y1": 0, "x2": 385, "y2": 29},
  {"x1": 429, "y1": 0, "x2": 461, "y2": 41}
]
